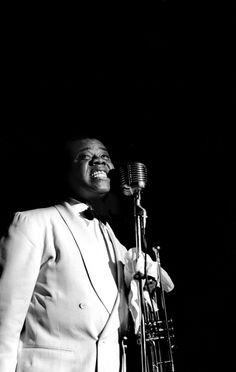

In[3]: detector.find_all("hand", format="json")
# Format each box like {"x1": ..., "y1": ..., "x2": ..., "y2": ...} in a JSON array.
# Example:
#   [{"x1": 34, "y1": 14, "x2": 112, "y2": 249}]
[
  {"x1": 143, "y1": 276, "x2": 157, "y2": 294},
  {"x1": 124, "y1": 248, "x2": 158, "y2": 287}
]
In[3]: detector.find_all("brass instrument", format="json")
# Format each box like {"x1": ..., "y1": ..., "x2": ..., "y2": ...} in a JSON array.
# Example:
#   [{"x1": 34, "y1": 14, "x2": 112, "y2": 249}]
[
  {"x1": 119, "y1": 162, "x2": 175, "y2": 372},
  {"x1": 140, "y1": 246, "x2": 175, "y2": 372}
]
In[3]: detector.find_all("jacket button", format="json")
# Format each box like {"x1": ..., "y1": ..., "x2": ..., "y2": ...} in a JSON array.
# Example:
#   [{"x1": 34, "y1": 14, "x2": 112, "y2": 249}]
[{"x1": 79, "y1": 303, "x2": 86, "y2": 309}]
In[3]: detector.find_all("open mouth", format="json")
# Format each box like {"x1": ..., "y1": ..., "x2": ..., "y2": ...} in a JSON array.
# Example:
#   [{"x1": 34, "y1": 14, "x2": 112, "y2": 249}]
[{"x1": 91, "y1": 170, "x2": 108, "y2": 180}]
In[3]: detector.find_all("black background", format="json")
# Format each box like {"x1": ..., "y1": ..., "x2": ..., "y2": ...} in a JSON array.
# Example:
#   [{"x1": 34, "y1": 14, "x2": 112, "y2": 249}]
[{"x1": 0, "y1": 2, "x2": 235, "y2": 371}]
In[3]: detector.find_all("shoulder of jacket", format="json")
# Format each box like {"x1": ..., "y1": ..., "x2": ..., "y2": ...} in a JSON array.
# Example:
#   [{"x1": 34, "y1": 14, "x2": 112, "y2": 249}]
[{"x1": 12, "y1": 205, "x2": 61, "y2": 226}]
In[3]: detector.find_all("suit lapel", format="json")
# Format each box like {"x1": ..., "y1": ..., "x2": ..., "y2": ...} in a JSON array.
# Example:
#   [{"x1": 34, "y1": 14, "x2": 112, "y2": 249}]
[
  {"x1": 103, "y1": 223, "x2": 123, "y2": 290},
  {"x1": 98, "y1": 224, "x2": 129, "y2": 339},
  {"x1": 54, "y1": 203, "x2": 118, "y2": 314}
]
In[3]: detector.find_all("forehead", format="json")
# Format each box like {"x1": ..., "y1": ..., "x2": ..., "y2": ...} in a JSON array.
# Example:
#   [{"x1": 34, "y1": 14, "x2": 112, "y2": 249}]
[{"x1": 67, "y1": 138, "x2": 108, "y2": 158}]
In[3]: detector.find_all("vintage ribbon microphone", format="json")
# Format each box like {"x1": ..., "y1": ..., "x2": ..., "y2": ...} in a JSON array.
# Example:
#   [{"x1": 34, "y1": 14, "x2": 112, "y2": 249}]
[{"x1": 119, "y1": 162, "x2": 149, "y2": 372}]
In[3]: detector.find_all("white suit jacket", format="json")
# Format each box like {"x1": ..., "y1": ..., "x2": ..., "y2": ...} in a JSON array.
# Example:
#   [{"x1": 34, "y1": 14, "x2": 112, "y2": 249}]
[{"x1": 0, "y1": 202, "x2": 129, "y2": 372}]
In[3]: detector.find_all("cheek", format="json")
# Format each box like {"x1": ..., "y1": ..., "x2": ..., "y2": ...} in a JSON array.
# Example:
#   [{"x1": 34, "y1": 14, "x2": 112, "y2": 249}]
[
  {"x1": 68, "y1": 165, "x2": 86, "y2": 185},
  {"x1": 72, "y1": 163, "x2": 87, "y2": 177}
]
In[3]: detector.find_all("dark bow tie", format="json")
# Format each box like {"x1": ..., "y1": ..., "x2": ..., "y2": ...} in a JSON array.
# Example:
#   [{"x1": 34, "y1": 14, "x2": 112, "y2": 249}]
[{"x1": 82, "y1": 207, "x2": 108, "y2": 224}]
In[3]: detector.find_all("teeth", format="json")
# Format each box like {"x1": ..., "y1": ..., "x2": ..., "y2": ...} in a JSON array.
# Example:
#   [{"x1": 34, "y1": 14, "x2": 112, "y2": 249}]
[{"x1": 91, "y1": 171, "x2": 107, "y2": 179}]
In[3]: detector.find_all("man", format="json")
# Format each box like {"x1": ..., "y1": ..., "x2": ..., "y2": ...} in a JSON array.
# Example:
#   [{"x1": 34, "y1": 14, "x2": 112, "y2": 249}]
[{"x1": 0, "y1": 136, "x2": 174, "y2": 372}]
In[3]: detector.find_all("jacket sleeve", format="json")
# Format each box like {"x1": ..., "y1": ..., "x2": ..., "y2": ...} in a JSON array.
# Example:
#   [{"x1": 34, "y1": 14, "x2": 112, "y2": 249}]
[{"x1": 0, "y1": 212, "x2": 44, "y2": 372}]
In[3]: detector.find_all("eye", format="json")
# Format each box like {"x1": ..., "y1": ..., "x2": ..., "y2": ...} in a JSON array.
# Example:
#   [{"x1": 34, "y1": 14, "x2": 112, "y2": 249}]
[
  {"x1": 76, "y1": 153, "x2": 92, "y2": 161},
  {"x1": 101, "y1": 153, "x2": 111, "y2": 160}
]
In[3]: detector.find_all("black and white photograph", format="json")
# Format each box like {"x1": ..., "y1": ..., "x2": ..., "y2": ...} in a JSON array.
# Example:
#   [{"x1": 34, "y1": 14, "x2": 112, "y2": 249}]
[{"x1": 0, "y1": 2, "x2": 234, "y2": 371}]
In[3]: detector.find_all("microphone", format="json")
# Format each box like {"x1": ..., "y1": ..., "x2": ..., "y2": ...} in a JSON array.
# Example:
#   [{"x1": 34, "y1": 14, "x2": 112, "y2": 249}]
[{"x1": 118, "y1": 162, "x2": 148, "y2": 196}]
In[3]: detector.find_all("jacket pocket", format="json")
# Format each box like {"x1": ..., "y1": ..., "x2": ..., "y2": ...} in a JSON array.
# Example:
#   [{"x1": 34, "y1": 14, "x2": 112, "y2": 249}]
[{"x1": 17, "y1": 346, "x2": 75, "y2": 372}]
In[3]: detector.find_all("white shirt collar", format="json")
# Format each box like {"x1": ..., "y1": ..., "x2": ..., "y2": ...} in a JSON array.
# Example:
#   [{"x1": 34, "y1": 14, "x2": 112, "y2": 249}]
[{"x1": 67, "y1": 198, "x2": 90, "y2": 214}]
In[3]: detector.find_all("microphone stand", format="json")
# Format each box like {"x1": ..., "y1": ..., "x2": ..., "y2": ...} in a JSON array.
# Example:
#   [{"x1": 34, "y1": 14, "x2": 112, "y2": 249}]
[{"x1": 132, "y1": 188, "x2": 148, "y2": 372}]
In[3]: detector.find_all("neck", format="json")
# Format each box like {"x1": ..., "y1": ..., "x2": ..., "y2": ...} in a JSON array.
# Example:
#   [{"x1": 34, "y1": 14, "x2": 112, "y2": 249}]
[
  {"x1": 68, "y1": 193, "x2": 107, "y2": 210},
  {"x1": 88, "y1": 198, "x2": 106, "y2": 212}
]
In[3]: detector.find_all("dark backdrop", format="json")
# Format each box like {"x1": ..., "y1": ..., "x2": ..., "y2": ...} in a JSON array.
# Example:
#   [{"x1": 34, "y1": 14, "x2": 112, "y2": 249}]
[{"x1": 0, "y1": 2, "x2": 234, "y2": 371}]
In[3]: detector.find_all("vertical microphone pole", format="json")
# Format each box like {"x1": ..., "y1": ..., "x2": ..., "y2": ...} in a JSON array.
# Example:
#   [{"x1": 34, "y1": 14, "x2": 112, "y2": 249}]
[
  {"x1": 118, "y1": 162, "x2": 148, "y2": 372},
  {"x1": 133, "y1": 188, "x2": 148, "y2": 372}
]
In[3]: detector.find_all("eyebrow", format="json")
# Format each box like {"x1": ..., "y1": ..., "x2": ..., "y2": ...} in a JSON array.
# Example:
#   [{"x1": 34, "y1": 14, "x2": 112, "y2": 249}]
[{"x1": 78, "y1": 146, "x2": 108, "y2": 153}]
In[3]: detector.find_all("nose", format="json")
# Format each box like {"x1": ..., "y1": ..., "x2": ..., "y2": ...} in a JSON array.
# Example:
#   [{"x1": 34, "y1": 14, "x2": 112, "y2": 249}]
[{"x1": 89, "y1": 155, "x2": 106, "y2": 165}]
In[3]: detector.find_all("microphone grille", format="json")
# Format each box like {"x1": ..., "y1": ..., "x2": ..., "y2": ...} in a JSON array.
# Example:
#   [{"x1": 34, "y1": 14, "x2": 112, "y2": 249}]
[{"x1": 119, "y1": 162, "x2": 147, "y2": 195}]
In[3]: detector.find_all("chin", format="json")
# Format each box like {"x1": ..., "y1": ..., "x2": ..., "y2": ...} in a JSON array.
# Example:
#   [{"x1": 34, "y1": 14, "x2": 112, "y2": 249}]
[
  {"x1": 94, "y1": 186, "x2": 110, "y2": 196},
  {"x1": 97, "y1": 187, "x2": 110, "y2": 194},
  {"x1": 92, "y1": 179, "x2": 110, "y2": 189}
]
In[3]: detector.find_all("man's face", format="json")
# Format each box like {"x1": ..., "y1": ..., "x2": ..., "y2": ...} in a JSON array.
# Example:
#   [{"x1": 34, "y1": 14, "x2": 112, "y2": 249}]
[{"x1": 66, "y1": 138, "x2": 114, "y2": 201}]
